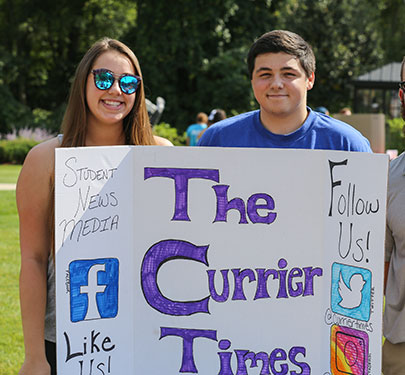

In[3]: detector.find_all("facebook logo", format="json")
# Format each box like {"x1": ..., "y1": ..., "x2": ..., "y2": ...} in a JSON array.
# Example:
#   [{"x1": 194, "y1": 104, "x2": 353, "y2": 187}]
[{"x1": 69, "y1": 258, "x2": 119, "y2": 323}]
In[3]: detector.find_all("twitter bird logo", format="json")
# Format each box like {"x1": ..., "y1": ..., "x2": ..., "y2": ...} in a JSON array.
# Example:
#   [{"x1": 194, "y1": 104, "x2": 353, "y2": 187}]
[
  {"x1": 338, "y1": 272, "x2": 366, "y2": 309},
  {"x1": 331, "y1": 263, "x2": 372, "y2": 321}
]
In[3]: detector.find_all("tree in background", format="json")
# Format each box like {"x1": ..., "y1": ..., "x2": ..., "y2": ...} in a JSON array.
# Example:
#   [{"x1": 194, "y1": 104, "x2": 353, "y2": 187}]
[
  {"x1": 268, "y1": 0, "x2": 384, "y2": 113},
  {"x1": 128, "y1": 0, "x2": 232, "y2": 130},
  {"x1": 0, "y1": 0, "x2": 403, "y2": 135},
  {"x1": 0, "y1": 0, "x2": 136, "y2": 133},
  {"x1": 380, "y1": 0, "x2": 405, "y2": 64}
]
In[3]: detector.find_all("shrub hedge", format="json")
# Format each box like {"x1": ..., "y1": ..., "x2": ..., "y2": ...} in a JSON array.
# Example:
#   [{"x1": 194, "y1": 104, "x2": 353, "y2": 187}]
[
  {"x1": 153, "y1": 122, "x2": 186, "y2": 146},
  {"x1": 0, "y1": 138, "x2": 39, "y2": 164},
  {"x1": 0, "y1": 119, "x2": 403, "y2": 164},
  {"x1": 0, "y1": 122, "x2": 186, "y2": 164}
]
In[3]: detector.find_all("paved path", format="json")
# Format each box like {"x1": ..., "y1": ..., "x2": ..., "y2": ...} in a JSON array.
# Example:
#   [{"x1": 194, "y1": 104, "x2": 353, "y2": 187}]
[{"x1": 0, "y1": 183, "x2": 16, "y2": 191}]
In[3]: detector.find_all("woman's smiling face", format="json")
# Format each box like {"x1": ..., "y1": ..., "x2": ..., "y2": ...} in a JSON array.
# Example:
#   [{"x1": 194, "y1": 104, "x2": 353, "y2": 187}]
[{"x1": 86, "y1": 50, "x2": 136, "y2": 128}]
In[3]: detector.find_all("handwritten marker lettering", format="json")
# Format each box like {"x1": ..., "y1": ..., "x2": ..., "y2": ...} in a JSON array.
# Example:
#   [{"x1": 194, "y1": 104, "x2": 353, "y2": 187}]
[
  {"x1": 141, "y1": 239, "x2": 323, "y2": 316},
  {"x1": 159, "y1": 328, "x2": 311, "y2": 375},
  {"x1": 63, "y1": 157, "x2": 118, "y2": 188},
  {"x1": 144, "y1": 167, "x2": 277, "y2": 224}
]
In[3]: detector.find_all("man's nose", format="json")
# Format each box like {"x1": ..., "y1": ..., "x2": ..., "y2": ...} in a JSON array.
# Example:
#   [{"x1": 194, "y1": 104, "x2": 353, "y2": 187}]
[{"x1": 270, "y1": 75, "x2": 284, "y2": 89}]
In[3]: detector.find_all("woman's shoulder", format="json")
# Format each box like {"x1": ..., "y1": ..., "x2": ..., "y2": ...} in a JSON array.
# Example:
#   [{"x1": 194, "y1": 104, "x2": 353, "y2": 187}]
[
  {"x1": 29, "y1": 136, "x2": 60, "y2": 157},
  {"x1": 153, "y1": 135, "x2": 174, "y2": 146},
  {"x1": 19, "y1": 137, "x2": 60, "y2": 183}
]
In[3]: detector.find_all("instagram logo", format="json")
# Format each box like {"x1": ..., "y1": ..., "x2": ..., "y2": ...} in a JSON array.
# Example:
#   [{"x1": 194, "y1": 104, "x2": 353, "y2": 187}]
[{"x1": 331, "y1": 325, "x2": 369, "y2": 375}]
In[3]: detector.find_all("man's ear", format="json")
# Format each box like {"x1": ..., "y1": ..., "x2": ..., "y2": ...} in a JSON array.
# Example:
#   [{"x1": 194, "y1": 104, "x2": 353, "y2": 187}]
[{"x1": 307, "y1": 72, "x2": 315, "y2": 91}]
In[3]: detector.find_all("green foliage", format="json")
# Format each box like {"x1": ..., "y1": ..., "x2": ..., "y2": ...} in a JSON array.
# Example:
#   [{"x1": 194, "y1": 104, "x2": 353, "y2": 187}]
[
  {"x1": 0, "y1": 0, "x2": 137, "y2": 135},
  {"x1": 386, "y1": 118, "x2": 405, "y2": 154},
  {"x1": 0, "y1": 138, "x2": 38, "y2": 164},
  {"x1": 380, "y1": 0, "x2": 405, "y2": 64},
  {"x1": 198, "y1": 47, "x2": 256, "y2": 116},
  {"x1": 153, "y1": 123, "x2": 186, "y2": 146},
  {"x1": 128, "y1": 0, "x2": 281, "y2": 130},
  {"x1": 130, "y1": 0, "x2": 233, "y2": 130},
  {"x1": 278, "y1": 0, "x2": 384, "y2": 113},
  {"x1": 0, "y1": 0, "x2": 403, "y2": 135},
  {"x1": 0, "y1": 85, "x2": 32, "y2": 134}
]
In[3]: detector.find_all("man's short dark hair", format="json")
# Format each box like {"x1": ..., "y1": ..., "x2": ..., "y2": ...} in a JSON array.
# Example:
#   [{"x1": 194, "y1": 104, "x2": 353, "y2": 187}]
[{"x1": 247, "y1": 30, "x2": 316, "y2": 79}]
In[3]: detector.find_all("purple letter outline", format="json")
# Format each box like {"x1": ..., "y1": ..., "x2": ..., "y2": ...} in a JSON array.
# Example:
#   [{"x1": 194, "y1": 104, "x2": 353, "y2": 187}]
[
  {"x1": 160, "y1": 327, "x2": 217, "y2": 373},
  {"x1": 144, "y1": 168, "x2": 220, "y2": 221},
  {"x1": 141, "y1": 239, "x2": 210, "y2": 316}
]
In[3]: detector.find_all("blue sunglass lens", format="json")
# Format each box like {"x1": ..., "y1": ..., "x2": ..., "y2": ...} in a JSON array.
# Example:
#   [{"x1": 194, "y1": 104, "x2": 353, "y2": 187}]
[
  {"x1": 120, "y1": 75, "x2": 139, "y2": 94},
  {"x1": 95, "y1": 71, "x2": 114, "y2": 90},
  {"x1": 93, "y1": 70, "x2": 139, "y2": 94}
]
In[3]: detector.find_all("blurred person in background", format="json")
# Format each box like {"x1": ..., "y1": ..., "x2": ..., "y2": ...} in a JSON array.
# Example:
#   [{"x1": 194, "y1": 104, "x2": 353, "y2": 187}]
[{"x1": 186, "y1": 112, "x2": 207, "y2": 146}]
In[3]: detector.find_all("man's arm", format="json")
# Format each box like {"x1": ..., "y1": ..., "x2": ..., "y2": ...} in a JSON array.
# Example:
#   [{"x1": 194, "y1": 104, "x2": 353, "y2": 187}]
[
  {"x1": 384, "y1": 261, "x2": 390, "y2": 294},
  {"x1": 384, "y1": 223, "x2": 394, "y2": 295}
]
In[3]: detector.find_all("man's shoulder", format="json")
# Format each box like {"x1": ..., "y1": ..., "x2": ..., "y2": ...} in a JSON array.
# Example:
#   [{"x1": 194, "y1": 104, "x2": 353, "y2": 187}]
[
  {"x1": 389, "y1": 152, "x2": 405, "y2": 175},
  {"x1": 313, "y1": 112, "x2": 360, "y2": 135},
  {"x1": 310, "y1": 111, "x2": 372, "y2": 151},
  {"x1": 212, "y1": 110, "x2": 257, "y2": 129},
  {"x1": 198, "y1": 110, "x2": 258, "y2": 146},
  {"x1": 387, "y1": 153, "x2": 405, "y2": 200}
]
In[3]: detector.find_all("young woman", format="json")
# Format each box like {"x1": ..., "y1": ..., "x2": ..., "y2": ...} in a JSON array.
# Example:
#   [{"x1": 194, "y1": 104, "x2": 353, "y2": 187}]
[{"x1": 17, "y1": 38, "x2": 172, "y2": 375}]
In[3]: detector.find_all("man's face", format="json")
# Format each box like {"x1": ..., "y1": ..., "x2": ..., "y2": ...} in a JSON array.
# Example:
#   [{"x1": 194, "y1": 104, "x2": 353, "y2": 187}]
[{"x1": 251, "y1": 52, "x2": 314, "y2": 124}]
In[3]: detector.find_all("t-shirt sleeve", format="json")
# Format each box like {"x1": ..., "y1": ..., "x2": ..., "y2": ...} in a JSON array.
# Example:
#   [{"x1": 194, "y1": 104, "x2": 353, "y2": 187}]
[
  {"x1": 360, "y1": 138, "x2": 372, "y2": 153},
  {"x1": 350, "y1": 135, "x2": 372, "y2": 153}
]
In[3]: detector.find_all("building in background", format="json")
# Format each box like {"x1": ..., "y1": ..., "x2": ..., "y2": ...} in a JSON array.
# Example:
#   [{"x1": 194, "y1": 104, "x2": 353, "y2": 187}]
[{"x1": 353, "y1": 62, "x2": 401, "y2": 118}]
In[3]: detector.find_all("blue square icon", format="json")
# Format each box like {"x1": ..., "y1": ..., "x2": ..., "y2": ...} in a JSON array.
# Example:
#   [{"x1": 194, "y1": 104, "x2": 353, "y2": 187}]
[
  {"x1": 69, "y1": 258, "x2": 119, "y2": 322},
  {"x1": 331, "y1": 263, "x2": 372, "y2": 321}
]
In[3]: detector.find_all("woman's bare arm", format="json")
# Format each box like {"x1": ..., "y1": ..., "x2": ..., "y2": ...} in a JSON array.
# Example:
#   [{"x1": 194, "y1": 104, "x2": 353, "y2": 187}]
[{"x1": 17, "y1": 138, "x2": 59, "y2": 375}]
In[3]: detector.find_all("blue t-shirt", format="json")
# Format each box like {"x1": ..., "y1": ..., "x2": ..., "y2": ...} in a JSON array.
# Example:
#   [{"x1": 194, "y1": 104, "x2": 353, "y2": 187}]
[
  {"x1": 186, "y1": 123, "x2": 207, "y2": 146},
  {"x1": 198, "y1": 108, "x2": 371, "y2": 152}
]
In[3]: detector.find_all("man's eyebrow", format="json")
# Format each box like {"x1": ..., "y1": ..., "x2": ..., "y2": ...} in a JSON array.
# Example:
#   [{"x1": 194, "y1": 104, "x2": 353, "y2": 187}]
[
  {"x1": 255, "y1": 67, "x2": 272, "y2": 74},
  {"x1": 255, "y1": 66, "x2": 299, "y2": 74}
]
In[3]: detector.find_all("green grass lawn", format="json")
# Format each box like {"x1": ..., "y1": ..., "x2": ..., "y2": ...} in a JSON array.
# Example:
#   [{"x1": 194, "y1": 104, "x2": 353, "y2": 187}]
[
  {"x1": 0, "y1": 164, "x2": 22, "y2": 184},
  {"x1": 0, "y1": 190, "x2": 23, "y2": 373}
]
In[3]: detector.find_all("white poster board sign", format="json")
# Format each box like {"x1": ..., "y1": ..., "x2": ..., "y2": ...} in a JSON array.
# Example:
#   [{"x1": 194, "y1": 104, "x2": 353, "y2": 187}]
[{"x1": 56, "y1": 146, "x2": 388, "y2": 375}]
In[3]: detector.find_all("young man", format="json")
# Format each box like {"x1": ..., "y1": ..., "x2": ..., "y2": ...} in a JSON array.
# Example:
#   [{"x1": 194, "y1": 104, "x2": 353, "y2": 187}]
[
  {"x1": 198, "y1": 30, "x2": 371, "y2": 151},
  {"x1": 383, "y1": 56, "x2": 405, "y2": 375}
]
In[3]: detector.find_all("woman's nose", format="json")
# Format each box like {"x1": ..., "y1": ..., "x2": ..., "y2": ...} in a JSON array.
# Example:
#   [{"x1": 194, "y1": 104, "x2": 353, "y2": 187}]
[{"x1": 108, "y1": 79, "x2": 122, "y2": 95}]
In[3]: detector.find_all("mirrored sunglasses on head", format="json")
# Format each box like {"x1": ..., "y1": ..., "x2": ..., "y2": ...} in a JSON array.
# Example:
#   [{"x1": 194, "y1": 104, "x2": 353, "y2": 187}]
[{"x1": 92, "y1": 68, "x2": 141, "y2": 95}]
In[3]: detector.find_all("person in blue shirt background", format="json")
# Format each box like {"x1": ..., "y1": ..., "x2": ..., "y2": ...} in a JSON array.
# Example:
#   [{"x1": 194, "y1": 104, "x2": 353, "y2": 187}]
[
  {"x1": 198, "y1": 30, "x2": 371, "y2": 152},
  {"x1": 186, "y1": 112, "x2": 208, "y2": 146}
]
